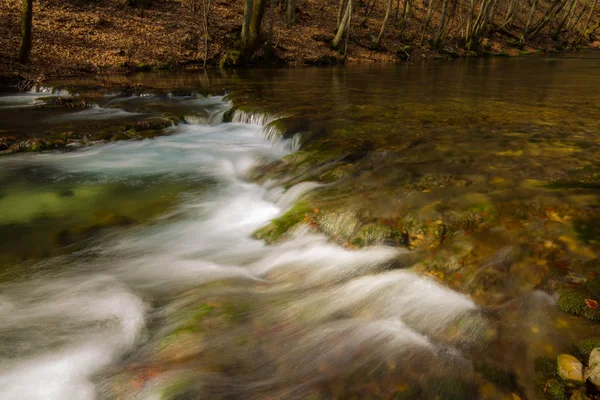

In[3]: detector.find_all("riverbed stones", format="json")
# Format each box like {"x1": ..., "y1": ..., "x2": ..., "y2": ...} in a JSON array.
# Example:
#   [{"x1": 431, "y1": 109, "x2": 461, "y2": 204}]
[
  {"x1": 586, "y1": 347, "x2": 600, "y2": 389},
  {"x1": 557, "y1": 354, "x2": 584, "y2": 384}
]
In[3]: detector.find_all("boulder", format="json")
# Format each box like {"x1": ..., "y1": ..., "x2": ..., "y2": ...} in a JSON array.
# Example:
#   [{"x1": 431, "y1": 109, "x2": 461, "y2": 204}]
[
  {"x1": 557, "y1": 354, "x2": 584, "y2": 384},
  {"x1": 586, "y1": 347, "x2": 600, "y2": 389}
]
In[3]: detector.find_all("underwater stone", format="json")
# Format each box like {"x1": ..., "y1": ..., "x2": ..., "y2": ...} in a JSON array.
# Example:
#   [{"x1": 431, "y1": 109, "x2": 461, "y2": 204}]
[
  {"x1": 586, "y1": 348, "x2": 600, "y2": 389},
  {"x1": 557, "y1": 354, "x2": 584, "y2": 384}
]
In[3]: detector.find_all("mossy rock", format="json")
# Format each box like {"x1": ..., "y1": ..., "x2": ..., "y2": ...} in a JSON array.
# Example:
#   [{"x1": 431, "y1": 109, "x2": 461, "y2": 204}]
[
  {"x1": 475, "y1": 363, "x2": 517, "y2": 391},
  {"x1": 557, "y1": 291, "x2": 600, "y2": 321},
  {"x1": 315, "y1": 209, "x2": 362, "y2": 243},
  {"x1": 556, "y1": 354, "x2": 584, "y2": 384},
  {"x1": 351, "y1": 223, "x2": 396, "y2": 247},
  {"x1": 252, "y1": 201, "x2": 313, "y2": 244},
  {"x1": 574, "y1": 338, "x2": 600, "y2": 358},
  {"x1": 425, "y1": 378, "x2": 478, "y2": 400}
]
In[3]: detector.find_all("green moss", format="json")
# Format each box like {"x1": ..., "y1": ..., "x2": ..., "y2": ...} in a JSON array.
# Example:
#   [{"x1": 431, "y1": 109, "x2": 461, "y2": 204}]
[
  {"x1": 222, "y1": 302, "x2": 251, "y2": 322},
  {"x1": 159, "y1": 378, "x2": 194, "y2": 400},
  {"x1": 191, "y1": 303, "x2": 218, "y2": 321},
  {"x1": 557, "y1": 291, "x2": 600, "y2": 322},
  {"x1": 475, "y1": 363, "x2": 516, "y2": 391},
  {"x1": 574, "y1": 338, "x2": 600, "y2": 359},
  {"x1": 535, "y1": 356, "x2": 558, "y2": 378},
  {"x1": 252, "y1": 201, "x2": 313, "y2": 244},
  {"x1": 426, "y1": 378, "x2": 477, "y2": 400},
  {"x1": 544, "y1": 378, "x2": 567, "y2": 400},
  {"x1": 351, "y1": 223, "x2": 396, "y2": 247}
]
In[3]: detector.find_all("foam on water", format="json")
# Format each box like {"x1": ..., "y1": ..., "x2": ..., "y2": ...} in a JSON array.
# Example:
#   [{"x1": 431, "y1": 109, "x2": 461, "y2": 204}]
[
  {"x1": 0, "y1": 276, "x2": 145, "y2": 400},
  {"x1": 46, "y1": 104, "x2": 141, "y2": 121},
  {"x1": 0, "y1": 96, "x2": 479, "y2": 398}
]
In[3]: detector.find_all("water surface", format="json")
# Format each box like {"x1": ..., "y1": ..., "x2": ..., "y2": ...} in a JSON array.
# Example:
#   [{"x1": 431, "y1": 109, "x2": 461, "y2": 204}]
[{"x1": 0, "y1": 54, "x2": 599, "y2": 399}]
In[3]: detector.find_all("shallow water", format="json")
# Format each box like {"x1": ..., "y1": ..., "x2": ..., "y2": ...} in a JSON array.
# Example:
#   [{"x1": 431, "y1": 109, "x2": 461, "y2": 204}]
[{"x1": 1, "y1": 54, "x2": 600, "y2": 399}]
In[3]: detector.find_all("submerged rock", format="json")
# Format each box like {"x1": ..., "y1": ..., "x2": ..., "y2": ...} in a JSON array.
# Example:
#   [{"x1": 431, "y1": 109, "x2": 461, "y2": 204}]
[
  {"x1": 586, "y1": 348, "x2": 600, "y2": 389},
  {"x1": 557, "y1": 354, "x2": 584, "y2": 384},
  {"x1": 568, "y1": 389, "x2": 590, "y2": 400}
]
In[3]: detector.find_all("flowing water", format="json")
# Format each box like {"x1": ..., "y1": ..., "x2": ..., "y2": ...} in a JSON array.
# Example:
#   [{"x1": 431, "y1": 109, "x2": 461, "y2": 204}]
[{"x1": 1, "y1": 54, "x2": 600, "y2": 400}]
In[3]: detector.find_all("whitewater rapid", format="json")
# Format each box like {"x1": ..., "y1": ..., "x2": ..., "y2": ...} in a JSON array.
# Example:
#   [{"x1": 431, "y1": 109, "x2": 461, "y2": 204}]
[{"x1": 0, "y1": 96, "x2": 479, "y2": 400}]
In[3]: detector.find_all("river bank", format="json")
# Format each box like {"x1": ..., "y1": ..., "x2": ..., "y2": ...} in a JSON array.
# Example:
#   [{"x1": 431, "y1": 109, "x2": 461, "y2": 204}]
[{"x1": 1, "y1": 0, "x2": 599, "y2": 78}]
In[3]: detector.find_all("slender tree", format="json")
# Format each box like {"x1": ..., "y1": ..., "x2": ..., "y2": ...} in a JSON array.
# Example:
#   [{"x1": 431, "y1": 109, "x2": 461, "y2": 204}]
[
  {"x1": 201, "y1": 0, "x2": 211, "y2": 67},
  {"x1": 333, "y1": 0, "x2": 352, "y2": 48},
  {"x1": 374, "y1": 0, "x2": 395, "y2": 47},
  {"x1": 577, "y1": 0, "x2": 598, "y2": 43},
  {"x1": 521, "y1": 0, "x2": 539, "y2": 46},
  {"x1": 287, "y1": 0, "x2": 296, "y2": 25},
  {"x1": 240, "y1": 0, "x2": 268, "y2": 62},
  {"x1": 241, "y1": 0, "x2": 254, "y2": 47},
  {"x1": 19, "y1": 0, "x2": 33, "y2": 63}
]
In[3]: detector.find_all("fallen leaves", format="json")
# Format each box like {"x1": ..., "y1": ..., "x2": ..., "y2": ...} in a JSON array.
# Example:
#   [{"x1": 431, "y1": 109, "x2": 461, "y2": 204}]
[{"x1": 585, "y1": 298, "x2": 599, "y2": 310}]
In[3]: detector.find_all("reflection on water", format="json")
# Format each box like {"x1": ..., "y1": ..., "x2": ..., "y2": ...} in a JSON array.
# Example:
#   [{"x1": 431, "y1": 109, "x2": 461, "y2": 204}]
[{"x1": 0, "y1": 54, "x2": 599, "y2": 399}]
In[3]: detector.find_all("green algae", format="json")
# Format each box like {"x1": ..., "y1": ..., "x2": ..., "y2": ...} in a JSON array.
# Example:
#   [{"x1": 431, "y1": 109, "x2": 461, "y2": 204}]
[
  {"x1": 544, "y1": 378, "x2": 568, "y2": 400},
  {"x1": 574, "y1": 338, "x2": 600, "y2": 359},
  {"x1": 557, "y1": 292, "x2": 600, "y2": 322},
  {"x1": 253, "y1": 201, "x2": 314, "y2": 244}
]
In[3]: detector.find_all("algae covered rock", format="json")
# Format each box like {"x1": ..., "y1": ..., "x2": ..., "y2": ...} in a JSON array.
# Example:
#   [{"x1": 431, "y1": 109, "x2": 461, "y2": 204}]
[
  {"x1": 252, "y1": 201, "x2": 314, "y2": 244},
  {"x1": 557, "y1": 354, "x2": 584, "y2": 384},
  {"x1": 351, "y1": 223, "x2": 396, "y2": 247}
]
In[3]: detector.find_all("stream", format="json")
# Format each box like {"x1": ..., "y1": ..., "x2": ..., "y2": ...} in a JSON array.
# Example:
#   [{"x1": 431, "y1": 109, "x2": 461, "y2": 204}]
[{"x1": 1, "y1": 54, "x2": 600, "y2": 399}]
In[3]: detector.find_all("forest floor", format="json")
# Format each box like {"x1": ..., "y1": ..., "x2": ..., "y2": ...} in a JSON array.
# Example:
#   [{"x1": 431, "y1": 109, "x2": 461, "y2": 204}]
[{"x1": 0, "y1": 0, "x2": 599, "y2": 78}]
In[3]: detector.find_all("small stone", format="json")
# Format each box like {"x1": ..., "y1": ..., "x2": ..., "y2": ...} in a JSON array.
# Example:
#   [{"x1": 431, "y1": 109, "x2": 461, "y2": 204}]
[
  {"x1": 569, "y1": 389, "x2": 590, "y2": 400},
  {"x1": 586, "y1": 347, "x2": 600, "y2": 389},
  {"x1": 557, "y1": 354, "x2": 584, "y2": 384}
]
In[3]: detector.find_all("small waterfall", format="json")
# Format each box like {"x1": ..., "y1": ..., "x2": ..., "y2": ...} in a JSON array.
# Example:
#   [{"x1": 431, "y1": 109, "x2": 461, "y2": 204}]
[
  {"x1": 231, "y1": 109, "x2": 273, "y2": 126},
  {"x1": 29, "y1": 86, "x2": 72, "y2": 97}
]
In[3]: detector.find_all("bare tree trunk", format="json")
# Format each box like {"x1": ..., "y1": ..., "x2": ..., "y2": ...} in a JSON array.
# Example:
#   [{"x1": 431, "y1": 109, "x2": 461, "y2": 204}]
[
  {"x1": 433, "y1": 0, "x2": 448, "y2": 47},
  {"x1": 240, "y1": 0, "x2": 268, "y2": 63},
  {"x1": 566, "y1": 0, "x2": 590, "y2": 31},
  {"x1": 241, "y1": 0, "x2": 254, "y2": 47},
  {"x1": 530, "y1": 0, "x2": 569, "y2": 36},
  {"x1": 19, "y1": 0, "x2": 33, "y2": 63},
  {"x1": 337, "y1": 0, "x2": 346, "y2": 26},
  {"x1": 521, "y1": 0, "x2": 539, "y2": 46},
  {"x1": 577, "y1": 0, "x2": 598, "y2": 43},
  {"x1": 551, "y1": 0, "x2": 576, "y2": 39},
  {"x1": 344, "y1": 0, "x2": 353, "y2": 55},
  {"x1": 287, "y1": 0, "x2": 296, "y2": 25},
  {"x1": 333, "y1": 0, "x2": 352, "y2": 47},
  {"x1": 399, "y1": 0, "x2": 411, "y2": 32},
  {"x1": 360, "y1": 0, "x2": 377, "y2": 26},
  {"x1": 268, "y1": 0, "x2": 274, "y2": 47},
  {"x1": 419, "y1": 0, "x2": 437, "y2": 45},
  {"x1": 375, "y1": 0, "x2": 395, "y2": 47},
  {"x1": 202, "y1": 0, "x2": 212, "y2": 67}
]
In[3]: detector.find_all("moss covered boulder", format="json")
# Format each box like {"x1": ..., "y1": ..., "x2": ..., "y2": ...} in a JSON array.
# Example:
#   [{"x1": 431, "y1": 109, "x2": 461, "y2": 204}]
[
  {"x1": 557, "y1": 277, "x2": 600, "y2": 322},
  {"x1": 557, "y1": 354, "x2": 584, "y2": 384}
]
